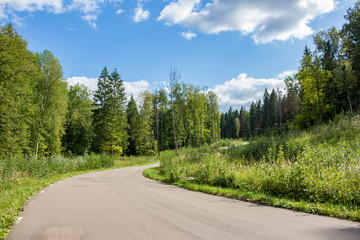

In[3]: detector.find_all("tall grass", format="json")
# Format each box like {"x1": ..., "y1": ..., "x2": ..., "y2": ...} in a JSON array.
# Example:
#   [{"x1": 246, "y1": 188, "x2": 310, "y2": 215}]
[
  {"x1": 224, "y1": 136, "x2": 305, "y2": 161},
  {"x1": 0, "y1": 154, "x2": 113, "y2": 188},
  {"x1": 158, "y1": 115, "x2": 360, "y2": 220}
]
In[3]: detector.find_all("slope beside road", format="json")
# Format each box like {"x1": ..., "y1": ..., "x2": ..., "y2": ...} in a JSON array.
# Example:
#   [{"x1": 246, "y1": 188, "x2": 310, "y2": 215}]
[{"x1": 8, "y1": 164, "x2": 360, "y2": 240}]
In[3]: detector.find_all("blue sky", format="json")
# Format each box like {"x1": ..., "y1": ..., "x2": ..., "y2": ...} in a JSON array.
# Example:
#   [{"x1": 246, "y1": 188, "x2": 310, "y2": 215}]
[{"x1": 0, "y1": 0, "x2": 357, "y2": 111}]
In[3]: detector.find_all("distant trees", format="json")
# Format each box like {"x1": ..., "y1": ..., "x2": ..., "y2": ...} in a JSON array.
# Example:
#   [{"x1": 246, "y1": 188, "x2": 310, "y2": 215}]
[
  {"x1": 154, "y1": 89, "x2": 172, "y2": 152},
  {"x1": 136, "y1": 91, "x2": 157, "y2": 155},
  {"x1": 342, "y1": 1, "x2": 360, "y2": 109},
  {"x1": 0, "y1": 23, "x2": 222, "y2": 159},
  {"x1": 220, "y1": 1, "x2": 360, "y2": 138}
]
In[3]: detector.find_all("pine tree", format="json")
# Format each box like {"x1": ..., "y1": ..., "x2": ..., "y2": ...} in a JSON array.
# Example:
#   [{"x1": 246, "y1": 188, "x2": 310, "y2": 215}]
[
  {"x1": 92, "y1": 67, "x2": 111, "y2": 153},
  {"x1": 104, "y1": 69, "x2": 128, "y2": 156},
  {"x1": 263, "y1": 89, "x2": 270, "y2": 136},
  {"x1": 92, "y1": 67, "x2": 128, "y2": 156},
  {"x1": 126, "y1": 95, "x2": 139, "y2": 155},
  {"x1": 249, "y1": 102, "x2": 256, "y2": 136},
  {"x1": 269, "y1": 89, "x2": 278, "y2": 127}
]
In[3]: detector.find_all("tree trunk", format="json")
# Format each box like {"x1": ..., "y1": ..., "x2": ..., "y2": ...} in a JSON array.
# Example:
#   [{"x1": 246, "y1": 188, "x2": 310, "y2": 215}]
[
  {"x1": 156, "y1": 104, "x2": 160, "y2": 157},
  {"x1": 316, "y1": 77, "x2": 323, "y2": 123},
  {"x1": 171, "y1": 99, "x2": 179, "y2": 155},
  {"x1": 343, "y1": 73, "x2": 353, "y2": 113}
]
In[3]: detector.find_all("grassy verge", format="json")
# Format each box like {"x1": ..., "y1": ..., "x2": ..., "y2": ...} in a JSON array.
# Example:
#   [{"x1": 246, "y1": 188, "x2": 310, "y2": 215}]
[
  {"x1": 0, "y1": 154, "x2": 158, "y2": 239},
  {"x1": 144, "y1": 167, "x2": 360, "y2": 221},
  {"x1": 114, "y1": 155, "x2": 159, "y2": 168},
  {"x1": 144, "y1": 115, "x2": 360, "y2": 222}
]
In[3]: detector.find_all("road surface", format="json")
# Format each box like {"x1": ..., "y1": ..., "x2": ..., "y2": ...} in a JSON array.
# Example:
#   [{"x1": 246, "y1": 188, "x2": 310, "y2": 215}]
[{"x1": 8, "y1": 164, "x2": 360, "y2": 240}]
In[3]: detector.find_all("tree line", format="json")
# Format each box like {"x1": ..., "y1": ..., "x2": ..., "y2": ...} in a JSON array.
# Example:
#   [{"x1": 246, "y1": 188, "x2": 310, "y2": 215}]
[
  {"x1": 221, "y1": 1, "x2": 360, "y2": 139},
  {"x1": 0, "y1": 24, "x2": 220, "y2": 159}
]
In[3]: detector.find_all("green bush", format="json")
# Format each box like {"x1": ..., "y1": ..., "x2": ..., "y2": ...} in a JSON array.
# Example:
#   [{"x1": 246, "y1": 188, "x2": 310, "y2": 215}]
[{"x1": 224, "y1": 136, "x2": 305, "y2": 162}]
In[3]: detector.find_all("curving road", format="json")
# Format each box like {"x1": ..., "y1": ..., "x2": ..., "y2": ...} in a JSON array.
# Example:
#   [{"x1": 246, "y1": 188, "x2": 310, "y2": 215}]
[{"x1": 8, "y1": 164, "x2": 360, "y2": 240}]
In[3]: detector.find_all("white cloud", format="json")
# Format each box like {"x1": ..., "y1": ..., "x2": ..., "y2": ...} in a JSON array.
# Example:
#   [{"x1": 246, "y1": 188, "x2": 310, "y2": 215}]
[
  {"x1": 180, "y1": 31, "x2": 197, "y2": 40},
  {"x1": 66, "y1": 76, "x2": 149, "y2": 101},
  {"x1": 116, "y1": 9, "x2": 124, "y2": 14},
  {"x1": 67, "y1": 76, "x2": 98, "y2": 92},
  {"x1": 0, "y1": 0, "x2": 64, "y2": 17},
  {"x1": 277, "y1": 69, "x2": 298, "y2": 79},
  {"x1": 123, "y1": 79, "x2": 150, "y2": 100},
  {"x1": 81, "y1": 13, "x2": 98, "y2": 28},
  {"x1": 0, "y1": 0, "x2": 123, "y2": 26},
  {"x1": 158, "y1": 0, "x2": 336, "y2": 43},
  {"x1": 133, "y1": 4, "x2": 150, "y2": 23},
  {"x1": 211, "y1": 70, "x2": 296, "y2": 112}
]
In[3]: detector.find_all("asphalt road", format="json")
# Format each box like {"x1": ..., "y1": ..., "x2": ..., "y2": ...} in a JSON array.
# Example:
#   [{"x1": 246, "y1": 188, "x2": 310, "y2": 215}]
[{"x1": 8, "y1": 164, "x2": 360, "y2": 240}]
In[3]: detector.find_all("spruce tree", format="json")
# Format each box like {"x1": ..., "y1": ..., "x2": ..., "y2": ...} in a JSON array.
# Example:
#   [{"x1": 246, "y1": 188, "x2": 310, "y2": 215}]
[
  {"x1": 92, "y1": 67, "x2": 128, "y2": 156},
  {"x1": 126, "y1": 95, "x2": 139, "y2": 155}
]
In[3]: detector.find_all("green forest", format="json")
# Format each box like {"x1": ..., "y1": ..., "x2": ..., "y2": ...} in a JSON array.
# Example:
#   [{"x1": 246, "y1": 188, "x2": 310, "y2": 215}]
[
  {"x1": 0, "y1": 24, "x2": 221, "y2": 160},
  {"x1": 2, "y1": 1, "x2": 360, "y2": 159}
]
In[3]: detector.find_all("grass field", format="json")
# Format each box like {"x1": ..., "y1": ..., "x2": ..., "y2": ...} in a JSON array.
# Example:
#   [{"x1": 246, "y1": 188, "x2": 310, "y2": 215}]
[
  {"x1": 0, "y1": 154, "x2": 158, "y2": 239},
  {"x1": 144, "y1": 114, "x2": 360, "y2": 221}
]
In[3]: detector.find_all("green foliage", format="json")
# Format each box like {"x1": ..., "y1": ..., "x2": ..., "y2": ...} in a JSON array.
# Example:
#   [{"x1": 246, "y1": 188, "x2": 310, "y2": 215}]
[
  {"x1": 1, "y1": 23, "x2": 221, "y2": 158},
  {"x1": 92, "y1": 67, "x2": 128, "y2": 156},
  {"x1": 0, "y1": 25, "x2": 68, "y2": 158},
  {"x1": 136, "y1": 91, "x2": 158, "y2": 155},
  {"x1": 224, "y1": 136, "x2": 305, "y2": 162},
  {"x1": 126, "y1": 95, "x2": 139, "y2": 155},
  {"x1": 342, "y1": 1, "x2": 360, "y2": 108},
  {"x1": 0, "y1": 24, "x2": 39, "y2": 158},
  {"x1": 157, "y1": 115, "x2": 360, "y2": 220},
  {"x1": 154, "y1": 89, "x2": 172, "y2": 151},
  {"x1": 63, "y1": 84, "x2": 94, "y2": 155},
  {"x1": 221, "y1": 1, "x2": 360, "y2": 136},
  {"x1": 167, "y1": 80, "x2": 221, "y2": 149},
  {"x1": 0, "y1": 154, "x2": 113, "y2": 182},
  {"x1": 32, "y1": 50, "x2": 68, "y2": 157}
]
